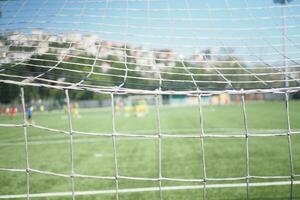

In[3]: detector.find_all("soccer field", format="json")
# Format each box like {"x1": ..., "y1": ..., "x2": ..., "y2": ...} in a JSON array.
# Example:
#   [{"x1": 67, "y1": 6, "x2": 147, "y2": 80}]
[{"x1": 0, "y1": 101, "x2": 300, "y2": 200}]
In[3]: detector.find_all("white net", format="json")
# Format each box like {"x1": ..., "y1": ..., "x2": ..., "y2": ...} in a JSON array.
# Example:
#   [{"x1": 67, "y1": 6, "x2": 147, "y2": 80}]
[
  {"x1": 0, "y1": 0, "x2": 300, "y2": 91},
  {"x1": 0, "y1": 0, "x2": 300, "y2": 199}
]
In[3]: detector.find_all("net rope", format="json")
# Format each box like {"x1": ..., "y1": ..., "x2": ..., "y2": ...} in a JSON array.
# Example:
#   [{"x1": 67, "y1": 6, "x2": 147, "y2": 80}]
[
  {"x1": 0, "y1": 0, "x2": 300, "y2": 91},
  {"x1": 0, "y1": 89, "x2": 299, "y2": 199}
]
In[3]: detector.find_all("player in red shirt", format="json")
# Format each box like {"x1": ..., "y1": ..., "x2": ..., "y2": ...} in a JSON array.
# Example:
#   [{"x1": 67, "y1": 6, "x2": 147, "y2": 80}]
[
  {"x1": 9, "y1": 105, "x2": 17, "y2": 118},
  {"x1": 4, "y1": 107, "x2": 10, "y2": 116}
]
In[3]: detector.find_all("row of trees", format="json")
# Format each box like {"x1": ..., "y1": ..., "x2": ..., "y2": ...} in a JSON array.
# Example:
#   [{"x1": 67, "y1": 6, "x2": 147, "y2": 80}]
[
  {"x1": 2, "y1": 48, "x2": 297, "y2": 103},
  {"x1": 0, "y1": 0, "x2": 297, "y2": 103}
]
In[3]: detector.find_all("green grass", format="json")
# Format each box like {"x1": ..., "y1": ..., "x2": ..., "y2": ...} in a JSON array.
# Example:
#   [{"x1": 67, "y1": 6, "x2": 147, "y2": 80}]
[{"x1": 0, "y1": 100, "x2": 300, "y2": 200}]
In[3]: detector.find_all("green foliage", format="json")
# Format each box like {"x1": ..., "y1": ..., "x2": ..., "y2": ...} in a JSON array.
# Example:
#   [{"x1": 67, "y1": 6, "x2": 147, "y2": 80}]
[
  {"x1": 9, "y1": 46, "x2": 36, "y2": 52},
  {"x1": 48, "y1": 42, "x2": 70, "y2": 48},
  {"x1": 1, "y1": 51, "x2": 298, "y2": 103},
  {"x1": 0, "y1": 83, "x2": 19, "y2": 103},
  {"x1": 273, "y1": 0, "x2": 293, "y2": 4}
]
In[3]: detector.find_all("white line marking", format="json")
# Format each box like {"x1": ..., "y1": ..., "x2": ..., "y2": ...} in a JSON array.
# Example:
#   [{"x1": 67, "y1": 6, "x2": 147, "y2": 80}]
[
  {"x1": 1, "y1": 128, "x2": 299, "y2": 146},
  {"x1": 0, "y1": 181, "x2": 299, "y2": 199},
  {"x1": 0, "y1": 137, "x2": 150, "y2": 146}
]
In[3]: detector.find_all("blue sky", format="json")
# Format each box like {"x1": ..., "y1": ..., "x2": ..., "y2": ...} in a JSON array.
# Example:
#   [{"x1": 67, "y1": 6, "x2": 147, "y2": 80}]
[{"x1": 1, "y1": 0, "x2": 300, "y2": 65}]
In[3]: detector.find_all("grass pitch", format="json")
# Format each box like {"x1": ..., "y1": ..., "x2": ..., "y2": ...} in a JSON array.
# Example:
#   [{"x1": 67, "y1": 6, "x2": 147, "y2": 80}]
[{"x1": 0, "y1": 100, "x2": 300, "y2": 200}]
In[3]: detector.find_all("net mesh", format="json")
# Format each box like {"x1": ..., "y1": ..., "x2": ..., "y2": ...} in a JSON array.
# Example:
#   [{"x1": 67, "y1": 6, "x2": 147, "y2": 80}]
[
  {"x1": 0, "y1": 0, "x2": 300, "y2": 199},
  {"x1": 0, "y1": 0, "x2": 300, "y2": 91}
]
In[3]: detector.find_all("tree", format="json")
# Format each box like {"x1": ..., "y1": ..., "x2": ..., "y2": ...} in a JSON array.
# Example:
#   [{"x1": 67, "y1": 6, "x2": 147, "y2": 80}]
[
  {"x1": 0, "y1": 83, "x2": 19, "y2": 103},
  {"x1": 273, "y1": 0, "x2": 292, "y2": 4}
]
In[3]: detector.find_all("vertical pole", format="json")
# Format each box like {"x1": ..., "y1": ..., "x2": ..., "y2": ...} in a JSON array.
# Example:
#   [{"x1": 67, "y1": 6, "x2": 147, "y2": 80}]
[
  {"x1": 65, "y1": 89, "x2": 76, "y2": 200},
  {"x1": 198, "y1": 95, "x2": 207, "y2": 200},
  {"x1": 282, "y1": 1, "x2": 288, "y2": 88},
  {"x1": 20, "y1": 87, "x2": 30, "y2": 200},
  {"x1": 284, "y1": 92, "x2": 294, "y2": 200},
  {"x1": 155, "y1": 93, "x2": 163, "y2": 200},
  {"x1": 241, "y1": 93, "x2": 250, "y2": 200},
  {"x1": 111, "y1": 93, "x2": 119, "y2": 200}
]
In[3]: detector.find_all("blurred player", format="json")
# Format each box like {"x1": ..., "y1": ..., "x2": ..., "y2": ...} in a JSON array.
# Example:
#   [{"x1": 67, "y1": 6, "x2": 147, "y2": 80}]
[
  {"x1": 9, "y1": 105, "x2": 17, "y2": 119},
  {"x1": 39, "y1": 105, "x2": 45, "y2": 112},
  {"x1": 115, "y1": 99, "x2": 125, "y2": 115},
  {"x1": 4, "y1": 106, "x2": 9, "y2": 116},
  {"x1": 64, "y1": 104, "x2": 72, "y2": 115},
  {"x1": 119, "y1": 99, "x2": 125, "y2": 112},
  {"x1": 72, "y1": 103, "x2": 80, "y2": 118},
  {"x1": 26, "y1": 106, "x2": 33, "y2": 123},
  {"x1": 115, "y1": 103, "x2": 120, "y2": 114},
  {"x1": 63, "y1": 105, "x2": 68, "y2": 115},
  {"x1": 134, "y1": 100, "x2": 149, "y2": 117},
  {"x1": 124, "y1": 100, "x2": 132, "y2": 117}
]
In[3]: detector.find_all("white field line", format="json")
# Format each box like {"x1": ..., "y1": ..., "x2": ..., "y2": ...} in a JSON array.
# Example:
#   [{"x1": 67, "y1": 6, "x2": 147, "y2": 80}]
[
  {"x1": 0, "y1": 181, "x2": 299, "y2": 199},
  {"x1": 0, "y1": 128, "x2": 299, "y2": 147},
  {"x1": 0, "y1": 128, "x2": 297, "y2": 145},
  {"x1": 0, "y1": 131, "x2": 292, "y2": 147},
  {"x1": 0, "y1": 137, "x2": 154, "y2": 146}
]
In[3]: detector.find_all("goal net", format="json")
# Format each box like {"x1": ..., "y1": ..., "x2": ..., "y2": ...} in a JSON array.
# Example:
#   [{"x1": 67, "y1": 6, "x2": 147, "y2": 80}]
[{"x1": 0, "y1": 0, "x2": 299, "y2": 199}]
